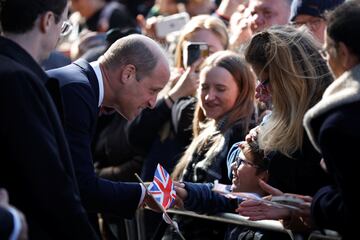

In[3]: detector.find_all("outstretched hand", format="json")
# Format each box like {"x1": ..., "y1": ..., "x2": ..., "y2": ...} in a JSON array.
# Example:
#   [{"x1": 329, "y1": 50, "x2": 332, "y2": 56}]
[
  {"x1": 236, "y1": 180, "x2": 312, "y2": 223},
  {"x1": 143, "y1": 191, "x2": 163, "y2": 213},
  {"x1": 173, "y1": 182, "x2": 187, "y2": 209},
  {"x1": 235, "y1": 180, "x2": 289, "y2": 221}
]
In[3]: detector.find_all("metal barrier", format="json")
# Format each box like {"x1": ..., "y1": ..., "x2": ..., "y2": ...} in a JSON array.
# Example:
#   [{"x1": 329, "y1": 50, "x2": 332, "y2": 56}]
[
  {"x1": 167, "y1": 209, "x2": 288, "y2": 233},
  {"x1": 134, "y1": 208, "x2": 342, "y2": 240}
]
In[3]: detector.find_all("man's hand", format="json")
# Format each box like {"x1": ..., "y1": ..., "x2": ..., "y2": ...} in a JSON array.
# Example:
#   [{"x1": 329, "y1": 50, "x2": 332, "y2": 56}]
[{"x1": 143, "y1": 191, "x2": 162, "y2": 213}]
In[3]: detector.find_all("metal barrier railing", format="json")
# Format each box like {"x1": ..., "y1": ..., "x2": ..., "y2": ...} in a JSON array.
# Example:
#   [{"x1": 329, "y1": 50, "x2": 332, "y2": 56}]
[
  {"x1": 167, "y1": 209, "x2": 287, "y2": 233},
  {"x1": 135, "y1": 208, "x2": 342, "y2": 240}
]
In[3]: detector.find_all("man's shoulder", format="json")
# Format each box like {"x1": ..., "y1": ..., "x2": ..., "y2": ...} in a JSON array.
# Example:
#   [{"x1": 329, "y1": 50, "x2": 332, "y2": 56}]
[
  {"x1": 47, "y1": 63, "x2": 90, "y2": 87},
  {"x1": 0, "y1": 54, "x2": 29, "y2": 73},
  {"x1": 320, "y1": 100, "x2": 360, "y2": 131},
  {"x1": 0, "y1": 55, "x2": 43, "y2": 87}
]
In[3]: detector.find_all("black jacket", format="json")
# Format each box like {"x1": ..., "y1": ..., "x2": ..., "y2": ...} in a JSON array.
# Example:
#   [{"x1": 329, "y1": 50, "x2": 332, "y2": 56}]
[
  {"x1": 0, "y1": 36, "x2": 98, "y2": 239},
  {"x1": 304, "y1": 64, "x2": 360, "y2": 239}
]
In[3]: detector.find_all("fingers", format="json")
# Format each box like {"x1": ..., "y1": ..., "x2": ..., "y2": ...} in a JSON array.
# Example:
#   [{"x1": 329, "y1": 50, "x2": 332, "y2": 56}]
[
  {"x1": 237, "y1": 200, "x2": 291, "y2": 221},
  {"x1": 173, "y1": 182, "x2": 186, "y2": 209},
  {"x1": 235, "y1": 201, "x2": 268, "y2": 220},
  {"x1": 136, "y1": 14, "x2": 146, "y2": 29},
  {"x1": 170, "y1": 67, "x2": 199, "y2": 97},
  {"x1": 144, "y1": 193, "x2": 162, "y2": 212},
  {"x1": 174, "y1": 196, "x2": 184, "y2": 209},
  {"x1": 245, "y1": 126, "x2": 259, "y2": 142},
  {"x1": 174, "y1": 184, "x2": 188, "y2": 200},
  {"x1": 190, "y1": 57, "x2": 205, "y2": 71},
  {"x1": 174, "y1": 181, "x2": 185, "y2": 188},
  {"x1": 258, "y1": 180, "x2": 283, "y2": 196},
  {"x1": 238, "y1": 199, "x2": 262, "y2": 208}
]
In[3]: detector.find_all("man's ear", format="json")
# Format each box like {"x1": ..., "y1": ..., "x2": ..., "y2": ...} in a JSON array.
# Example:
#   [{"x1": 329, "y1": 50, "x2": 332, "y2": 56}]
[
  {"x1": 120, "y1": 64, "x2": 137, "y2": 83},
  {"x1": 39, "y1": 11, "x2": 54, "y2": 34},
  {"x1": 338, "y1": 41, "x2": 359, "y2": 70}
]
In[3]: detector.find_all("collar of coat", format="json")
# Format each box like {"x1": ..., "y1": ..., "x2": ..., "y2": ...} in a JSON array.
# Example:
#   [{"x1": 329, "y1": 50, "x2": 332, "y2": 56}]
[
  {"x1": 0, "y1": 36, "x2": 49, "y2": 84},
  {"x1": 304, "y1": 63, "x2": 360, "y2": 153}
]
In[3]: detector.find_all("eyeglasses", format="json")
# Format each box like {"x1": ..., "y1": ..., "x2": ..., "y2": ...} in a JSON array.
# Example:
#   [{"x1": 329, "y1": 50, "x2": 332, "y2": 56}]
[
  {"x1": 319, "y1": 47, "x2": 329, "y2": 59},
  {"x1": 290, "y1": 18, "x2": 324, "y2": 30},
  {"x1": 60, "y1": 20, "x2": 73, "y2": 36},
  {"x1": 235, "y1": 156, "x2": 259, "y2": 169},
  {"x1": 319, "y1": 42, "x2": 337, "y2": 59}
]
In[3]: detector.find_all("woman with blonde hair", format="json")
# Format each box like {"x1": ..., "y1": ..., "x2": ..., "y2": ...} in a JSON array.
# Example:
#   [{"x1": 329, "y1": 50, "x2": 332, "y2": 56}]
[
  {"x1": 245, "y1": 25, "x2": 332, "y2": 161},
  {"x1": 167, "y1": 50, "x2": 256, "y2": 240},
  {"x1": 233, "y1": 25, "x2": 333, "y2": 239}
]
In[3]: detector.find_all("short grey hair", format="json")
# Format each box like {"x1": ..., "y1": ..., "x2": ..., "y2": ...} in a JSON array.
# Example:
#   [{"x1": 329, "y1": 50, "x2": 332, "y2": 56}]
[{"x1": 101, "y1": 34, "x2": 159, "y2": 80}]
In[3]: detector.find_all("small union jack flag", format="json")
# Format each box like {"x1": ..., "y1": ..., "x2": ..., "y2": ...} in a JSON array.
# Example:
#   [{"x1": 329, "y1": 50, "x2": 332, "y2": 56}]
[{"x1": 148, "y1": 164, "x2": 176, "y2": 209}]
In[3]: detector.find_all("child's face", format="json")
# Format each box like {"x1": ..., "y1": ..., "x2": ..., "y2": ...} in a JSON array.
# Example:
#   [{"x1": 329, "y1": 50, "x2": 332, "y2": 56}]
[{"x1": 231, "y1": 149, "x2": 261, "y2": 193}]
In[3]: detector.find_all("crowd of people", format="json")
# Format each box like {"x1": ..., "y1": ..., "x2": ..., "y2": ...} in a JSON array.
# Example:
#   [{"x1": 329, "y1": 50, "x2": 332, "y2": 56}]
[{"x1": 1, "y1": 0, "x2": 358, "y2": 240}]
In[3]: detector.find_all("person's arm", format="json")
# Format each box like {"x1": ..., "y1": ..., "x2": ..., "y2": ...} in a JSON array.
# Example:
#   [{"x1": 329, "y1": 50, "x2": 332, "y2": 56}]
[
  {"x1": 236, "y1": 180, "x2": 313, "y2": 232},
  {"x1": 96, "y1": 156, "x2": 143, "y2": 181},
  {"x1": 171, "y1": 97, "x2": 196, "y2": 145},
  {"x1": 175, "y1": 182, "x2": 237, "y2": 214},
  {"x1": 61, "y1": 83, "x2": 141, "y2": 218}
]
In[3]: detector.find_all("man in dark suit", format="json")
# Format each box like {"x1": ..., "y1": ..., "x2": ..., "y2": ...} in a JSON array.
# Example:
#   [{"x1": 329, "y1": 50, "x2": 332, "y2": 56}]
[
  {"x1": 0, "y1": 0, "x2": 98, "y2": 239},
  {"x1": 47, "y1": 34, "x2": 170, "y2": 218}
]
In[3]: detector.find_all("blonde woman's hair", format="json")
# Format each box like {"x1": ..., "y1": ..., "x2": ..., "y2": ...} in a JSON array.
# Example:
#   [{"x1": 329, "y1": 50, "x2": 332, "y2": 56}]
[
  {"x1": 245, "y1": 25, "x2": 333, "y2": 157},
  {"x1": 172, "y1": 50, "x2": 256, "y2": 180},
  {"x1": 174, "y1": 15, "x2": 229, "y2": 68}
]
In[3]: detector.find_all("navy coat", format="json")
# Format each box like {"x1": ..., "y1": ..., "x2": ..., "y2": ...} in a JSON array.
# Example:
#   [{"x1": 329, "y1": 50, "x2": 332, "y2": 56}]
[{"x1": 47, "y1": 59, "x2": 141, "y2": 218}]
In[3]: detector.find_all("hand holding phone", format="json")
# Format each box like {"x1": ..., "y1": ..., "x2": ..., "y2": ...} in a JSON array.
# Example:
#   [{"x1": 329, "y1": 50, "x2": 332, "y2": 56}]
[{"x1": 182, "y1": 42, "x2": 209, "y2": 68}]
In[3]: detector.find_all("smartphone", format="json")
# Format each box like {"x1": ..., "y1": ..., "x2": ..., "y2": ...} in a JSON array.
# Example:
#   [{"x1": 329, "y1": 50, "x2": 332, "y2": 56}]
[
  {"x1": 183, "y1": 42, "x2": 209, "y2": 68},
  {"x1": 155, "y1": 12, "x2": 190, "y2": 38}
]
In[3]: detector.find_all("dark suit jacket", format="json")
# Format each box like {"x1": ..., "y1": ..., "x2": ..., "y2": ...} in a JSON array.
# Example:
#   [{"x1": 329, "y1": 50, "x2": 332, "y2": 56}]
[
  {"x1": 47, "y1": 59, "x2": 142, "y2": 218},
  {"x1": 0, "y1": 36, "x2": 98, "y2": 239}
]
